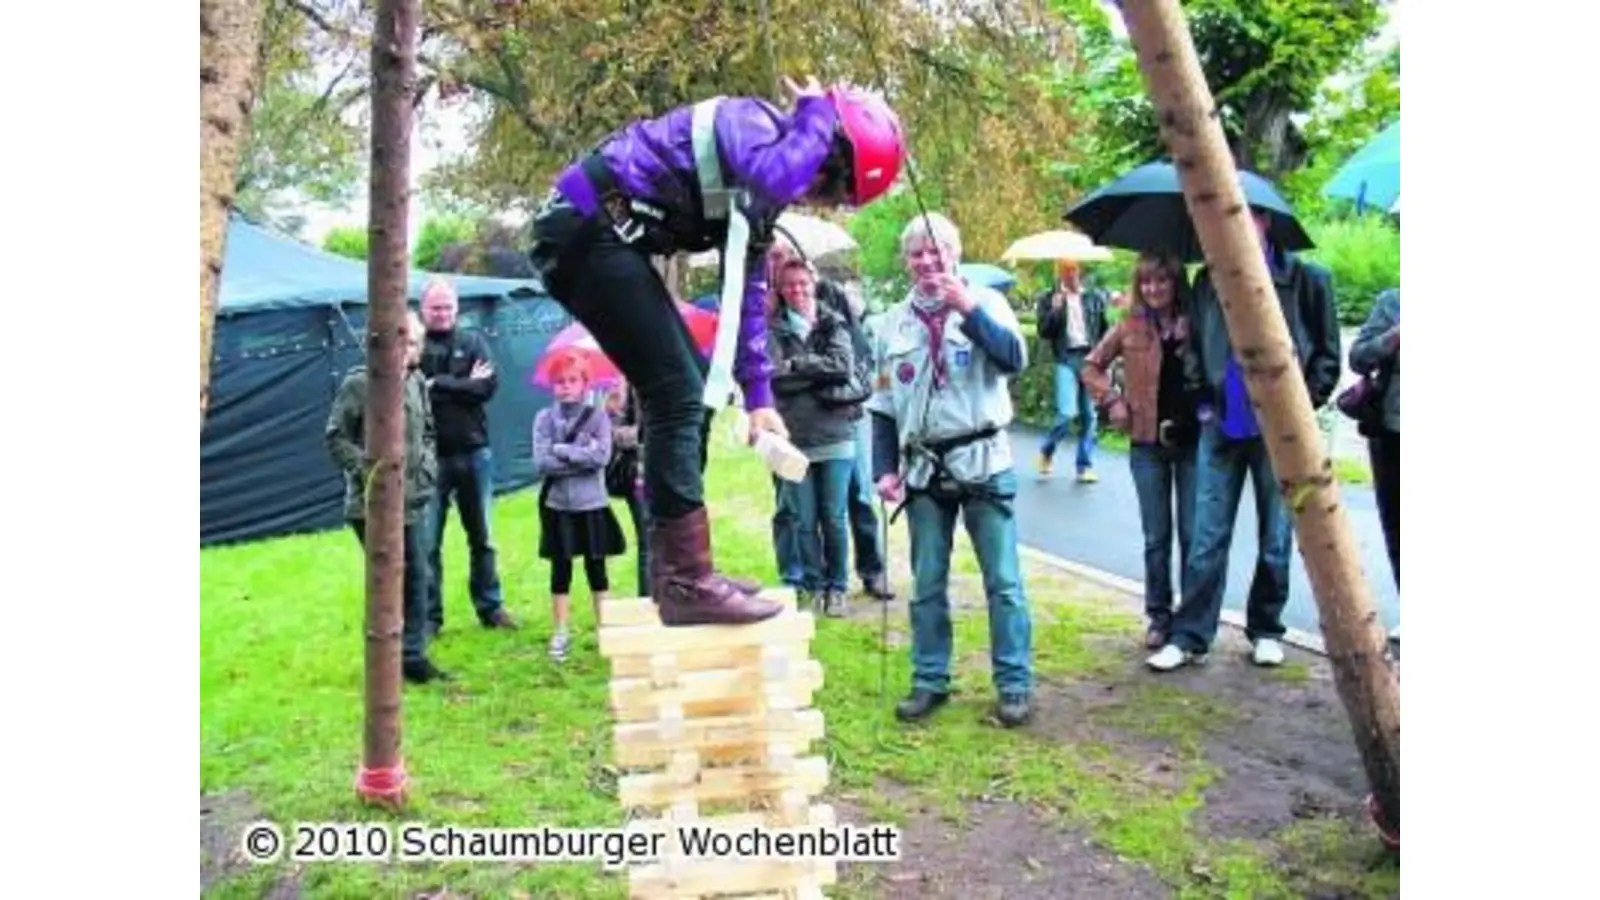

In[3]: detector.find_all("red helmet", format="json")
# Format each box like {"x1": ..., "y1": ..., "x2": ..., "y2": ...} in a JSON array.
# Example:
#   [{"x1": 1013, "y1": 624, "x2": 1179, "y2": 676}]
[{"x1": 826, "y1": 85, "x2": 905, "y2": 206}]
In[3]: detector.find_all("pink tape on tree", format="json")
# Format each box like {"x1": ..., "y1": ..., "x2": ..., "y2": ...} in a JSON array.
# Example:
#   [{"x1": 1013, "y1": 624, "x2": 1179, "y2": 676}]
[{"x1": 355, "y1": 759, "x2": 409, "y2": 802}]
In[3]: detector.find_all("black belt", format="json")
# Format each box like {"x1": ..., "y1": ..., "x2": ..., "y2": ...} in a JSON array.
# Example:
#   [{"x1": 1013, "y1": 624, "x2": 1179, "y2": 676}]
[{"x1": 888, "y1": 425, "x2": 1003, "y2": 523}]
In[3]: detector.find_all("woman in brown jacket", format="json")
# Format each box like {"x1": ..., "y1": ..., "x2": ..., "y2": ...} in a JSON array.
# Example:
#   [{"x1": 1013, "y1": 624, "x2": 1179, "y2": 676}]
[{"x1": 1082, "y1": 253, "x2": 1201, "y2": 649}]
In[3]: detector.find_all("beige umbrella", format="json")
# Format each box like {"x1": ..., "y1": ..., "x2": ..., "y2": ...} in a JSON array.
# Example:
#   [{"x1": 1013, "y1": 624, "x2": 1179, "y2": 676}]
[
  {"x1": 1000, "y1": 230, "x2": 1114, "y2": 263},
  {"x1": 687, "y1": 211, "x2": 856, "y2": 268}
]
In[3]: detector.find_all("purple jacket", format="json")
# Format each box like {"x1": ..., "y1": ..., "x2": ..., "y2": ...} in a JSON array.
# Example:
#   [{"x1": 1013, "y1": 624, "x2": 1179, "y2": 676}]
[
  {"x1": 533, "y1": 401, "x2": 613, "y2": 512},
  {"x1": 554, "y1": 96, "x2": 840, "y2": 411}
]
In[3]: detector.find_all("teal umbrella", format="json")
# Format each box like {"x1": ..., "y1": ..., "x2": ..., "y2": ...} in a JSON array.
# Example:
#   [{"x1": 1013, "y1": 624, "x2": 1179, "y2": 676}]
[
  {"x1": 959, "y1": 263, "x2": 1017, "y2": 292},
  {"x1": 1324, "y1": 120, "x2": 1399, "y2": 214}
]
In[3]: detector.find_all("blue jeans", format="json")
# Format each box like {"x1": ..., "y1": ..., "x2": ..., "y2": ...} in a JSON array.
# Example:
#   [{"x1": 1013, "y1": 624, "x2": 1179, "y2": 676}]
[
  {"x1": 1170, "y1": 424, "x2": 1292, "y2": 652},
  {"x1": 904, "y1": 469, "x2": 1032, "y2": 695},
  {"x1": 1129, "y1": 442, "x2": 1198, "y2": 629},
  {"x1": 426, "y1": 446, "x2": 504, "y2": 627},
  {"x1": 782, "y1": 458, "x2": 854, "y2": 593},
  {"x1": 1040, "y1": 353, "x2": 1097, "y2": 471},
  {"x1": 847, "y1": 419, "x2": 886, "y2": 579},
  {"x1": 772, "y1": 476, "x2": 803, "y2": 589}
]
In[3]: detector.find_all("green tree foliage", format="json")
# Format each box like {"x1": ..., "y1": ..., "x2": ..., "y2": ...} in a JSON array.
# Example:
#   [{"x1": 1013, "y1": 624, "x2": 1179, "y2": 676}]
[
  {"x1": 1279, "y1": 45, "x2": 1399, "y2": 220},
  {"x1": 1047, "y1": 0, "x2": 1389, "y2": 183},
  {"x1": 419, "y1": 0, "x2": 1084, "y2": 267},
  {"x1": 234, "y1": 0, "x2": 369, "y2": 227}
]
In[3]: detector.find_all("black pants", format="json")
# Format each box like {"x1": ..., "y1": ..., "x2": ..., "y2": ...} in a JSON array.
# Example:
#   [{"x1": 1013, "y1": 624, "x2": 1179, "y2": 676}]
[
  {"x1": 350, "y1": 519, "x2": 429, "y2": 665},
  {"x1": 625, "y1": 491, "x2": 652, "y2": 596},
  {"x1": 551, "y1": 555, "x2": 610, "y2": 595},
  {"x1": 531, "y1": 202, "x2": 713, "y2": 522},
  {"x1": 1367, "y1": 429, "x2": 1399, "y2": 587}
]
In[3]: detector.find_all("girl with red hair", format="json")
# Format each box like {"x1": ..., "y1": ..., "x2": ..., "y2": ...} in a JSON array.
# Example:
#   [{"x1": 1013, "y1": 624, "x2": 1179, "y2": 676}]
[{"x1": 532, "y1": 350, "x2": 627, "y2": 661}]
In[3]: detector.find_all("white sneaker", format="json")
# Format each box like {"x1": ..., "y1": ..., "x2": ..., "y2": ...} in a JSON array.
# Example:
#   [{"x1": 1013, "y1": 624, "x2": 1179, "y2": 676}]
[
  {"x1": 1252, "y1": 638, "x2": 1285, "y2": 667},
  {"x1": 1146, "y1": 644, "x2": 1204, "y2": 672}
]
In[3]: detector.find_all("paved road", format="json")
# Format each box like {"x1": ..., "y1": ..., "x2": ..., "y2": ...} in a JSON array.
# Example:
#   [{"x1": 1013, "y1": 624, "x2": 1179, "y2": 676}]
[{"x1": 1006, "y1": 423, "x2": 1399, "y2": 639}]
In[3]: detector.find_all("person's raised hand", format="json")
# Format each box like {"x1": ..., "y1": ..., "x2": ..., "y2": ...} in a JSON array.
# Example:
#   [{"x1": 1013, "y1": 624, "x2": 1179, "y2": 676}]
[{"x1": 782, "y1": 75, "x2": 825, "y2": 106}]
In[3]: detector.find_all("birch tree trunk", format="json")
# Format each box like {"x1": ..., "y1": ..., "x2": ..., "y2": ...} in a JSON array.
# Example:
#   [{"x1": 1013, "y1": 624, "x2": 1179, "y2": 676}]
[
  {"x1": 1116, "y1": 0, "x2": 1401, "y2": 846},
  {"x1": 199, "y1": 0, "x2": 265, "y2": 423}
]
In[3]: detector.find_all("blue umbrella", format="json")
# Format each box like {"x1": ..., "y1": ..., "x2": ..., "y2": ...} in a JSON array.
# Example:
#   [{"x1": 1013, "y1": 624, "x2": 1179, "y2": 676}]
[
  {"x1": 1063, "y1": 161, "x2": 1313, "y2": 263},
  {"x1": 1323, "y1": 119, "x2": 1399, "y2": 213},
  {"x1": 959, "y1": 262, "x2": 1017, "y2": 292}
]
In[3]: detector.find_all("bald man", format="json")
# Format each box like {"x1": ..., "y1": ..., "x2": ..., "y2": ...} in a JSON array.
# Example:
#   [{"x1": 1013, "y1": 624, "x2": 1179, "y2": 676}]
[{"x1": 418, "y1": 279, "x2": 517, "y2": 632}]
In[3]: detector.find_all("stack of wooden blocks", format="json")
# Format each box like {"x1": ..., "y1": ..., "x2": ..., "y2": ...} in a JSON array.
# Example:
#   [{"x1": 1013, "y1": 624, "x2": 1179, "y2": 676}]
[{"x1": 598, "y1": 588, "x2": 836, "y2": 899}]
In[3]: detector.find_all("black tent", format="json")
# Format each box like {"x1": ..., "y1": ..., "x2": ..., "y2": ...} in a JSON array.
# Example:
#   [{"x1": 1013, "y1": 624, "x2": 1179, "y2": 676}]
[{"x1": 201, "y1": 213, "x2": 572, "y2": 546}]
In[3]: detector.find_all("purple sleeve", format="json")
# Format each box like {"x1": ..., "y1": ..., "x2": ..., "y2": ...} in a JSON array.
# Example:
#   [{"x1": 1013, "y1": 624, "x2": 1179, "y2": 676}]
[
  {"x1": 717, "y1": 95, "x2": 839, "y2": 209},
  {"x1": 716, "y1": 96, "x2": 839, "y2": 410},
  {"x1": 736, "y1": 263, "x2": 776, "y2": 410}
]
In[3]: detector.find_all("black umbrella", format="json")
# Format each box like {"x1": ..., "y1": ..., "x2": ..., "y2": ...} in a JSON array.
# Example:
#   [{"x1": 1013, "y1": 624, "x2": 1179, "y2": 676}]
[{"x1": 1063, "y1": 161, "x2": 1314, "y2": 263}]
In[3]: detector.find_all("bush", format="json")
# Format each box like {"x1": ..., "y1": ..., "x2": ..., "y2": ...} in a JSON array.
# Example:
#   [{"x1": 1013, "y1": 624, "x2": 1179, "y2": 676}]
[
  {"x1": 321, "y1": 226, "x2": 367, "y2": 261},
  {"x1": 412, "y1": 215, "x2": 477, "y2": 271},
  {"x1": 1303, "y1": 215, "x2": 1399, "y2": 326}
]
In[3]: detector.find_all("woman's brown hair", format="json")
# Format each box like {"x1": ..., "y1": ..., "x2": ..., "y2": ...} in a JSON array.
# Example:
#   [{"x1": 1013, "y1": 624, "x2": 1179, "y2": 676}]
[{"x1": 1128, "y1": 252, "x2": 1189, "y2": 317}]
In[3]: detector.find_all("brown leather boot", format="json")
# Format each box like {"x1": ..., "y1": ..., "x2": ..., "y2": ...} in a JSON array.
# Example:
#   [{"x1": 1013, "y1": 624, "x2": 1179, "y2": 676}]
[{"x1": 649, "y1": 507, "x2": 782, "y2": 626}]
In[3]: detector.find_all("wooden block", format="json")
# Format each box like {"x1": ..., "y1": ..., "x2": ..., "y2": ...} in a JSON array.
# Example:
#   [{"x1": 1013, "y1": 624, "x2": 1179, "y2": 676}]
[
  {"x1": 620, "y1": 740, "x2": 796, "y2": 770},
  {"x1": 649, "y1": 654, "x2": 680, "y2": 688},
  {"x1": 619, "y1": 756, "x2": 828, "y2": 808},
  {"x1": 600, "y1": 611, "x2": 815, "y2": 659},
  {"x1": 625, "y1": 805, "x2": 835, "y2": 837},
  {"x1": 656, "y1": 705, "x2": 685, "y2": 744},
  {"x1": 666, "y1": 751, "x2": 701, "y2": 785},
  {"x1": 611, "y1": 661, "x2": 823, "y2": 721},
  {"x1": 762, "y1": 742, "x2": 797, "y2": 776},
  {"x1": 628, "y1": 858, "x2": 834, "y2": 900},
  {"x1": 602, "y1": 589, "x2": 797, "y2": 629},
  {"x1": 614, "y1": 709, "x2": 824, "y2": 767},
  {"x1": 758, "y1": 644, "x2": 794, "y2": 682},
  {"x1": 772, "y1": 789, "x2": 809, "y2": 828},
  {"x1": 610, "y1": 643, "x2": 809, "y2": 678},
  {"x1": 791, "y1": 882, "x2": 827, "y2": 900}
]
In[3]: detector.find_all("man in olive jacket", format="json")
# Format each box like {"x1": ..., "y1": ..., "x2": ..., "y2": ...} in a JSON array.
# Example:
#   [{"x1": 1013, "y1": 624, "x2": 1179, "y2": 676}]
[
  {"x1": 325, "y1": 312, "x2": 450, "y2": 685},
  {"x1": 1148, "y1": 211, "x2": 1341, "y2": 673}
]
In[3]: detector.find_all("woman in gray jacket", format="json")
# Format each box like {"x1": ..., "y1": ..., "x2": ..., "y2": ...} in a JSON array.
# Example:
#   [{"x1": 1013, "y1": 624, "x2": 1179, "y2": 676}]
[
  {"x1": 768, "y1": 258, "x2": 863, "y2": 617},
  {"x1": 1349, "y1": 288, "x2": 1400, "y2": 589}
]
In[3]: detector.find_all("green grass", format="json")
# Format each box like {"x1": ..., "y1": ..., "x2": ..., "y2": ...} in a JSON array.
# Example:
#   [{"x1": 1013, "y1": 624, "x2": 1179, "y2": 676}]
[{"x1": 201, "y1": 418, "x2": 1394, "y2": 898}]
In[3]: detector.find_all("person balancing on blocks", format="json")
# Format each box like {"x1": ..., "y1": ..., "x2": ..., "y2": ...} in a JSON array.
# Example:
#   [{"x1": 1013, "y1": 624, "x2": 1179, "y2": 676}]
[{"x1": 529, "y1": 76, "x2": 907, "y2": 626}]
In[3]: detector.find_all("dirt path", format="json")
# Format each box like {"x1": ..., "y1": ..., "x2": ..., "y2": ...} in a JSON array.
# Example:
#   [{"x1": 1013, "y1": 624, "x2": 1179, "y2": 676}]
[{"x1": 823, "y1": 537, "x2": 1398, "y2": 900}]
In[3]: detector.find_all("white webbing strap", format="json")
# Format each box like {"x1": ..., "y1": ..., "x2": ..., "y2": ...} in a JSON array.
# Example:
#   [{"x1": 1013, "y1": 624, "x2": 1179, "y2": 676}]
[{"x1": 690, "y1": 96, "x2": 752, "y2": 409}]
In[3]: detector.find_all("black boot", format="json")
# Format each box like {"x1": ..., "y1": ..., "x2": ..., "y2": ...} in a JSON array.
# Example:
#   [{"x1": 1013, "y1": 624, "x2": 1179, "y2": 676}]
[
  {"x1": 894, "y1": 688, "x2": 949, "y2": 722},
  {"x1": 996, "y1": 692, "x2": 1032, "y2": 727},
  {"x1": 403, "y1": 658, "x2": 452, "y2": 684}
]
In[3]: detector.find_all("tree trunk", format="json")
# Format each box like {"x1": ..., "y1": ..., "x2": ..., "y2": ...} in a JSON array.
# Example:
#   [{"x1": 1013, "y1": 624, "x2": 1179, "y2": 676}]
[
  {"x1": 199, "y1": 0, "x2": 266, "y2": 424},
  {"x1": 356, "y1": 0, "x2": 419, "y2": 810},
  {"x1": 1117, "y1": 0, "x2": 1401, "y2": 846}
]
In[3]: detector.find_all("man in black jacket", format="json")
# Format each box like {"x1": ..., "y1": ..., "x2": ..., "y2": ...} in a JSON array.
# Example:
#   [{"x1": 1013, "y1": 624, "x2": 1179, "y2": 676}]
[
  {"x1": 419, "y1": 279, "x2": 517, "y2": 632},
  {"x1": 1147, "y1": 211, "x2": 1340, "y2": 673},
  {"x1": 1034, "y1": 261, "x2": 1110, "y2": 482}
]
